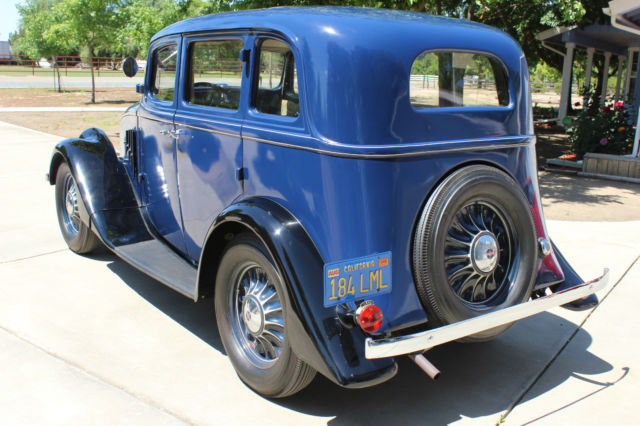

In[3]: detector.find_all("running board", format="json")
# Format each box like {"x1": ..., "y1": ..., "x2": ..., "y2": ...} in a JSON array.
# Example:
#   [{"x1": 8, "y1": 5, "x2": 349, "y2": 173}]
[
  {"x1": 365, "y1": 269, "x2": 609, "y2": 359},
  {"x1": 114, "y1": 240, "x2": 197, "y2": 299}
]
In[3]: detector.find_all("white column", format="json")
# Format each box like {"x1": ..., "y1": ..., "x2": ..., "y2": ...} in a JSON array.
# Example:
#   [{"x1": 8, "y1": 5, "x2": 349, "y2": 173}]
[
  {"x1": 584, "y1": 47, "x2": 595, "y2": 91},
  {"x1": 559, "y1": 42, "x2": 576, "y2": 121},
  {"x1": 615, "y1": 55, "x2": 624, "y2": 101},
  {"x1": 633, "y1": 110, "x2": 640, "y2": 157},
  {"x1": 600, "y1": 51, "x2": 612, "y2": 105},
  {"x1": 623, "y1": 49, "x2": 635, "y2": 100}
]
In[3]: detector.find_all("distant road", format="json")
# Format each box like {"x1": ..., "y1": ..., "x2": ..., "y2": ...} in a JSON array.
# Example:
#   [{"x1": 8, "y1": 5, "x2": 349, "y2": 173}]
[{"x1": 0, "y1": 75, "x2": 144, "y2": 89}]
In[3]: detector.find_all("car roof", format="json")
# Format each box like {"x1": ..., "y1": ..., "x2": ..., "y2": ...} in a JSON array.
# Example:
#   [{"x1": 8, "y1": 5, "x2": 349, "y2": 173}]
[
  {"x1": 153, "y1": 7, "x2": 509, "y2": 46},
  {"x1": 152, "y1": 7, "x2": 526, "y2": 145}
]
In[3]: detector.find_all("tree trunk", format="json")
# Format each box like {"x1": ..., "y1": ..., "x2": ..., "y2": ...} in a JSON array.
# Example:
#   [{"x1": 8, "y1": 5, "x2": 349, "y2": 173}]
[
  {"x1": 89, "y1": 44, "x2": 96, "y2": 104},
  {"x1": 56, "y1": 57, "x2": 61, "y2": 93}
]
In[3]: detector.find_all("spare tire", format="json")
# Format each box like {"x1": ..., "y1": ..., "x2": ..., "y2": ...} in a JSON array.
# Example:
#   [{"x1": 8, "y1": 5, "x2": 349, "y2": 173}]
[{"x1": 413, "y1": 165, "x2": 537, "y2": 341}]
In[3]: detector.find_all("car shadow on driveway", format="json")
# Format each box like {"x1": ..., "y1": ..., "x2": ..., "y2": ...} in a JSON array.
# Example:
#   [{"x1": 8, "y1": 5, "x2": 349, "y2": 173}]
[
  {"x1": 94, "y1": 249, "x2": 614, "y2": 425},
  {"x1": 97, "y1": 251, "x2": 224, "y2": 354},
  {"x1": 280, "y1": 329, "x2": 615, "y2": 425}
]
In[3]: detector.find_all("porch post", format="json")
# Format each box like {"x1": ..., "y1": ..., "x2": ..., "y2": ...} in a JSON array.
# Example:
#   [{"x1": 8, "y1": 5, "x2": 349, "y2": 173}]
[
  {"x1": 615, "y1": 55, "x2": 624, "y2": 101},
  {"x1": 584, "y1": 47, "x2": 595, "y2": 91},
  {"x1": 559, "y1": 42, "x2": 575, "y2": 121},
  {"x1": 623, "y1": 49, "x2": 635, "y2": 100},
  {"x1": 600, "y1": 51, "x2": 612, "y2": 105}
]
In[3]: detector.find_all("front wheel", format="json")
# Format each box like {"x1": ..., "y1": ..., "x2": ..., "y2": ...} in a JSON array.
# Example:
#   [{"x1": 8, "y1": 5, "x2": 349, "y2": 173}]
[
  {"x1": 215, "y1": 234, "x2": 315, "y2": 397},
  {"x1": 55, "y1": 162, "x2": 99, "y2": 254}
]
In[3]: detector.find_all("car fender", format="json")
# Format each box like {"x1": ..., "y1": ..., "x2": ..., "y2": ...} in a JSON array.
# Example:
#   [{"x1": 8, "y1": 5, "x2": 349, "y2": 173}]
[
  {"x1": 48, "y1": 128, "x2": 145, "y2": 247},
  {"x1": 197, "y1": 197, "x2": 398, "y2": 388}
]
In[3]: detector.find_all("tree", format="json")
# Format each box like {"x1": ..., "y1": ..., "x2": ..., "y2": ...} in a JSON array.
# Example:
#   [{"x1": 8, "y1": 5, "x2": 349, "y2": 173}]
[
  {"x1": 12, "y1": 0, "x2": 72, "y2": 59},
  {"x1": 50, "y1": 0, "x2": 119, "y2": 103}
]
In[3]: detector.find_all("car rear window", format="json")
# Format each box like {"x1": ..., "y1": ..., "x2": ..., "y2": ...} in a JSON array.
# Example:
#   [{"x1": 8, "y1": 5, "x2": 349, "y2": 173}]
[
  {"x1": 187, "y1": 39, "x2": 244, "y2": 110},
  {"x1": 255, "y1": 39, "x2": 299, "y2": 118},
  {"x1": 152, "y1": 43, "x2": 178, "y2": 102},
  {"x1": 410, "y1": 51, "x2": 509, "y2": 109}
]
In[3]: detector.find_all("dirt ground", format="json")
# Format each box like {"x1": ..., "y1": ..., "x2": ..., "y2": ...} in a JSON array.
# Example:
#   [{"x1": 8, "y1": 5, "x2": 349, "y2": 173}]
[
  {"x1": 0, "y1": 88, "x2": 140, "y2": 107},
  {"x1": 2, "y1": 111, "x2": 123, "y2": 148},
  {"x1": 534, "y1": 125, "x2": 573, "y2": 165}
]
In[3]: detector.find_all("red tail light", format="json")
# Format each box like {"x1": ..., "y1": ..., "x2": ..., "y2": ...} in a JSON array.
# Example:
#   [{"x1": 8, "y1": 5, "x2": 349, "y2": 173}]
[{"x1": 356, "y1": 302, "x2": 383, "y2": 333}]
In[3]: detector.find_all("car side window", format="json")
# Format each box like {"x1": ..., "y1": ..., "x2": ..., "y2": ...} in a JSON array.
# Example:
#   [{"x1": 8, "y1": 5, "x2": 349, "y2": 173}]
[
  {"x1": 255, "y1": 39, "x2": 299, "y2": 118},
  {"x1": 152, "y1": 43, "x2": 178, "y2": 102},
  {"x1": 410, "y1": 51, "x2": 509, "y2": 109},
  {"x1": 187, "y1": 39, "x2": 244, "y2": 110}
]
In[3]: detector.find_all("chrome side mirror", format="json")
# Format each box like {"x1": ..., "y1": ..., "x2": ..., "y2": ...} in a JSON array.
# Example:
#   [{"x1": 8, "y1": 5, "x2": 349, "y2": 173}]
[{"x1": 122, "y1": 57, "x2": 138, "y2": 78}]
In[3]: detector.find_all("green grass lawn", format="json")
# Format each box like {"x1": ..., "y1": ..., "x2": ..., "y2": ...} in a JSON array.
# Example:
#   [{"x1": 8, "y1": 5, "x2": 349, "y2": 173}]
[{"x1": 0, "y1": 66, "x2": 124, "y2": 77}]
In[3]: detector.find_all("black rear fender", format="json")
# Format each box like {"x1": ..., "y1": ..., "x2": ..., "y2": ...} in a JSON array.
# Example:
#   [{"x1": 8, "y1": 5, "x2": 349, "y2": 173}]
[{"x1": 197, "y1": 198, "x2": 398, "y2": 388}]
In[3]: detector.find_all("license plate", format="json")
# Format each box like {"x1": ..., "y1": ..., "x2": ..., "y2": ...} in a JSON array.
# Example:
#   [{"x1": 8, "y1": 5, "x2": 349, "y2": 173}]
[{"x1": 323, "y1": 251, "x2": 392, "y2": 307}]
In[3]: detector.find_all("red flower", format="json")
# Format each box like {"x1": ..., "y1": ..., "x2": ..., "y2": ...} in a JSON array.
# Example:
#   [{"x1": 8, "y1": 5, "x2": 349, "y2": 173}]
[
  {"x1": 615, "y1": 101, "x2": 624, "y2": 108},
  {"x1": 574, "y1": 102, "x2": 581, "y2": 106},
  {"x1": 602, "y1": 107, "x2": 611, "y2": 112}
]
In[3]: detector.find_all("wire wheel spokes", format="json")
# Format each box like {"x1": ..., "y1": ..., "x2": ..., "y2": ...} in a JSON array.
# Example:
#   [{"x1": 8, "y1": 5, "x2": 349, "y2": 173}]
[
  {"x1": 62, "y1": 174, "x2": 80, "y2": 235},
  {"x1": 232, "y1": 264, "x2": 285, "y2": 366},
  {"x1": 444, "y1": 201, "x2": 514, "y2": 305}
]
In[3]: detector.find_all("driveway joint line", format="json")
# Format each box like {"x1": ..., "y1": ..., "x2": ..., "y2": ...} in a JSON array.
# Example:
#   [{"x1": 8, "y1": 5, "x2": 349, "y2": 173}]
[
  {"x1": 498, "y1": 255, "x2": 640, "y2": 424},
  {"x1": 0, "y1": 249, "x2": 69, "y2": 265},
  {"x1": 0, "y1": 324, "x2": 193, "y2": 425}
]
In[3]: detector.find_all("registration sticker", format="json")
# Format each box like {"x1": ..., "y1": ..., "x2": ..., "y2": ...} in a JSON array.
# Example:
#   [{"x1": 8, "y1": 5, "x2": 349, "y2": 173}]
[{"x1": 323, "y1": 252, "x2": 392, "y2": 307}]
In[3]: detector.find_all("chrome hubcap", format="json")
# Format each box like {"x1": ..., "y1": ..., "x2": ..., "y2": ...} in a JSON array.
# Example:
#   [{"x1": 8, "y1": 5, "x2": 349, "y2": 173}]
[
  {"x1": 232, "y1": 264, "x2": 284, "y2": 367},
  {"x1": 444, "y1": 202, "x2": 514, "y2": 305},
  {"x1": 62, "y1": 175, "x2": 80, "y2": 236},
  {"x1": 242, "y1": 295, "x2": 264, "y2": 335},
  {"x1": 471, "y1": 231, "x2": 499, "y2": 274}
]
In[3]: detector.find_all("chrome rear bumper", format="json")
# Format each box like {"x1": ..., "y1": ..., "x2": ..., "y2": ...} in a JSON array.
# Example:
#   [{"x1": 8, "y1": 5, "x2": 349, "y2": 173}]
[{"x1": 365, "y1": 269, "x2": 609, "y2": 359}]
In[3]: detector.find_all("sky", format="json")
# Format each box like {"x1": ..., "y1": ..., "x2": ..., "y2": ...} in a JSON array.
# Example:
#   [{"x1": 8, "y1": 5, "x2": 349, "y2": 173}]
[{"x1": 0, "y1": 0, "x2": 22, "y2": 41}]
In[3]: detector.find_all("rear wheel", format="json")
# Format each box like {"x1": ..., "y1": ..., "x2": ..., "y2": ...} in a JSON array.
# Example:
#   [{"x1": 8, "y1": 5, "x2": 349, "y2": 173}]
[
  {"x1": 55, "y1": 162, "x2": 99, "y2": 254},
  {"x1": 215, "y1": 234, "x2": 315, "y2": 397},
  {"x1": 413, "y1": 165, "x2": 537, "y2": 341}
]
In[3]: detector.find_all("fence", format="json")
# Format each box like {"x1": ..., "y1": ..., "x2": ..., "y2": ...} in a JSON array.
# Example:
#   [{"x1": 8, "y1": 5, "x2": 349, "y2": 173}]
[{"x1": 0, "y1": 55, "x2": 136, "y2": 77}]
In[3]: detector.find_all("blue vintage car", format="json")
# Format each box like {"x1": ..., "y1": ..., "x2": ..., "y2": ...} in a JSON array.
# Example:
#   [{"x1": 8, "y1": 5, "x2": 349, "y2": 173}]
[{"x1": 49, "y1": 7, "x2": 608, "y2": 397}]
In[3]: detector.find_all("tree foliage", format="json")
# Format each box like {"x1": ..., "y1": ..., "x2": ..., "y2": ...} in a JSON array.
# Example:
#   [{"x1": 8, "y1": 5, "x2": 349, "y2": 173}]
[{"x1": 10, "y1": 0, "x2": 612, "y2": 75}]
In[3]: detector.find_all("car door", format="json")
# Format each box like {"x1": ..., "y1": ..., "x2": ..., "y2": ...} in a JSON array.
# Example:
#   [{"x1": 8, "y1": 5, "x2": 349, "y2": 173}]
[
  {"x1": 174, "y1": 36, "x2": 247, "y2": 261},
  {"x1": 138, "y1": 37, "x2": 187, "y2": 254}
]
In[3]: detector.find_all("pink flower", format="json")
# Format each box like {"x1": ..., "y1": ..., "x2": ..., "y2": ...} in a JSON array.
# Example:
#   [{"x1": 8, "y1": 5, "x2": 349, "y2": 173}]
[
  {"x1": 600, "y1": 137, "x2": 608, "y2": 146},
  {"x1": 615, "y1": 101, "x2": 624, "y2": 108}
]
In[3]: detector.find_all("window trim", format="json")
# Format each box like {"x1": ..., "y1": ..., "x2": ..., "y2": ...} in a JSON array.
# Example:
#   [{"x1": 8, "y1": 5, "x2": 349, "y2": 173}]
[
  {"x1": 409, "y1": 48, "x2": 512, "y2": 112},
  {"x1": 250, "y1": 36, "x2": 302, "y2": 122},
  {"x1": 149, "y1": 42, "x2": 179, "y2": 104},
  {"x1": 184, "y1": 37, "x2": 246, "y2": 112}
]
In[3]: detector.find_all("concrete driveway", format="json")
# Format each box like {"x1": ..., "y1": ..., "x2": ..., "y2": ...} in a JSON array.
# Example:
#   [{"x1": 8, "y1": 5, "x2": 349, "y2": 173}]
[{"x1": 0, "y1": 120, "x2": 638, "y2": 425}]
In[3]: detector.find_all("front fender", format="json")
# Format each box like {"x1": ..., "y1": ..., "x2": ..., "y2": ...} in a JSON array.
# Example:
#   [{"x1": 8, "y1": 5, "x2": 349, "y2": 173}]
[
  {"x1": 199, "y1": 198, "x2": 398, "y2": 388},
  {"x1": 48, "y1": 128, "x2": 147, "y2": 247}
]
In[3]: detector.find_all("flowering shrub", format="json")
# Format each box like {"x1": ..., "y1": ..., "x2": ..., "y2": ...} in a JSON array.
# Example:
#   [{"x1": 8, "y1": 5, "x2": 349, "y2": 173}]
[{"x1": 567, "y1": 91, "x2": 635, "y2": 159}]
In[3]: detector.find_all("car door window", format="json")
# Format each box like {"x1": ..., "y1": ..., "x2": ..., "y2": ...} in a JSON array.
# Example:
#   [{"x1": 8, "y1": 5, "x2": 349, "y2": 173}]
[
  {"x1": 187, "y1": 39, "x2": 244, "y2": 110},
  {"x1": 255, "y1": 39, "x2": 299, "y2": 118},
  {"x1": 152, "y1": 43, "x2": 178, "y2": 102}
]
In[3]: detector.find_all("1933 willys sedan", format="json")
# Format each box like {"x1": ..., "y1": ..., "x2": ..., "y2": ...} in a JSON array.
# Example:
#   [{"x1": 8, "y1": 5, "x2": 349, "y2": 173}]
[{"x1": 48, "y1": 7, "x2": 608, "y2": 397}]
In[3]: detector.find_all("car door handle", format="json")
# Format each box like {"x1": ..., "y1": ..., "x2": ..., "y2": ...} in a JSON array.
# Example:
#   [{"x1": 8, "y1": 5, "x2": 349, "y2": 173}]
[{"x1": 160, "y1": 129, "x2": 181, "y2": 140}]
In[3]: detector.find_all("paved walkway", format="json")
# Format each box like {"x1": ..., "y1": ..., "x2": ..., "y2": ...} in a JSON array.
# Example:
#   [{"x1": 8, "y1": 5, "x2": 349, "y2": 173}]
[
  {"x1": 0, "y1": 107, "x2": 128, "y2": 112},
  {"x1": 0, "y1": 120, "x2": 638, "y2": 425}
]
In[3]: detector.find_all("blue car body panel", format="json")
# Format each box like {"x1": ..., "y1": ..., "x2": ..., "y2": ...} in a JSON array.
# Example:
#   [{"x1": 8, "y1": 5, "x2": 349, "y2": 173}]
[{"x1": 49, "y1": 7, "x2": 577, "y2": 388}]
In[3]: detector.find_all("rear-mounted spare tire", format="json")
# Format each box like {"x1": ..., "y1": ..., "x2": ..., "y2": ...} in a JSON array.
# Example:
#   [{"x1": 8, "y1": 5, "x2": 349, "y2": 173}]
[{"x1": 413, "y1": 165, "x2": 537, "y2": 341}]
